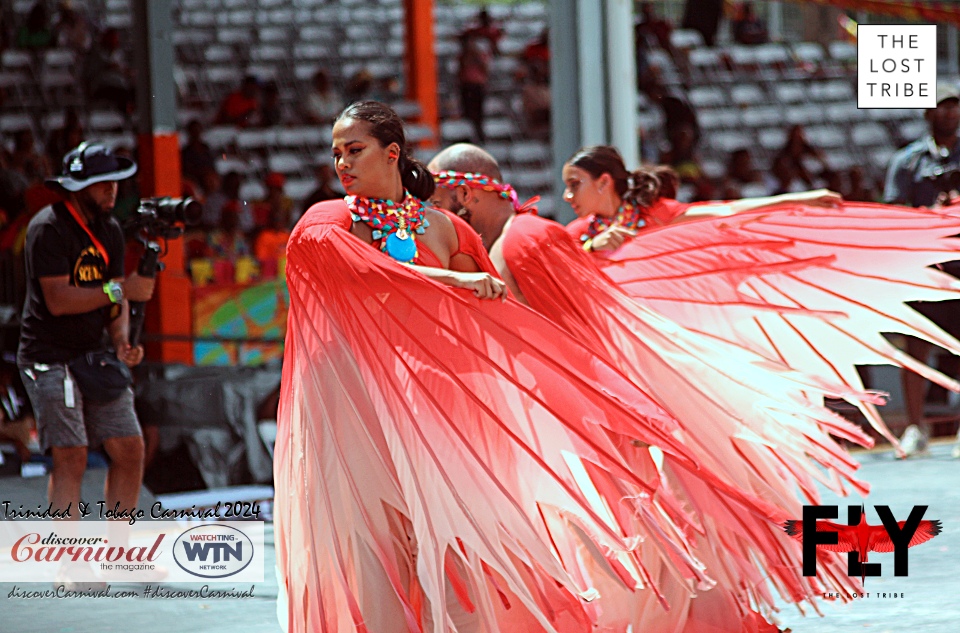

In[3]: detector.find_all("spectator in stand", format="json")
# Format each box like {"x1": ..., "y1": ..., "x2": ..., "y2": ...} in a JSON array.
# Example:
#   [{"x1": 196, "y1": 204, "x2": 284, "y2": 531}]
[
  {"x1": 7, "y1": 129, "x2": 51, "y2": 184},
  {"x1": 521, "y1": 28, "x2": 549, "y2": 80},
  {"x1": 201, "y1": 170, "x2": 253, "y2": 232},
  {"x1": 844, "y1": 166, "x2": 879, "y2": 202},
  {"x1": 253, "y1": 206, "x2": 292, "y2": 267},
  {"x1": 463, "y1": 7, "x2": 503, "y2": 52},
  {"x1": 681, "y1": 0, "x2": 723, "y2": 47},
  {"x1": 15, "y1": 2, "x2": 53, "y2": 50},
  {"x1": 732, "y1": 2, "x2": 769, "y2": 46},
  {"x1": 302, "y1": 69, "x2": 341, "y2": 125},
  {"x1": 775, "y1": 124, "x2": 827, "y2": 189},
  {"x1": 54, "y1": 1, "x2": 91, "y2": 53},
  {"x1": 344, "y1": 69, "x2": 375, "y2": 104},
  {"x1": 722, "y1": 148, "x2": 762, "y2": 196},
  {"x1": 207, "y1": 201, "x2": 251, "y2": 260},
  {"x1": 180, "y1": 119, "x2": 216, "y2": 188},
  {"x1": 254, "y1": 172, "x2": 294, "y2": 230},
  {"x1": 643, "y1": 71, "x2": 700, "y2": 148},
  {"x1": 215, "y1": 75, "x2": 261, "y2": 127},
  {"x1": 83, "y1": 28, "x2": 135, "y2": 115},
  {"x1": 0, "y1": 152, "x2": 28, "y2": 251},
  {"x1": 520, "y1": 65, "x2": 551, "y2": 138},
  {"x1": 46, "y1": 107, "x2": 84, "y2": 169},
  {"x1": 258, "y1": 80, "x2": 283, "y2": 127},
  {"x1": 821, "y1": 169, "x2": 843, "y2": 196},
  {"x1": 457, "y1": 9, "x2": 501, "y2": 144},
  {"x1": 372, "y1": 76, "x2": 402, "y2": 103},
  {"x1": 197, "y1": 167, "x2": 221, "y2": 203},
  {"x1": 458, "y1": 32, "x2": 492, "y2": 143},
  {"x1": 201, "y1": 171, "x2": 230, "y2": 228},
  {"x1": 660, "y1": 122, "x2": 711, "y2": 200},
  {"x1": 766, "y1": 153, "x2": 806, "y2": 195},
  {"x1": 300, "y1": 163, "x2": 340, "y2": 217},
  {"x1": 0, "y1": 5, "x2": 12, "y2": 53},
  {"x1": 636, "y1": 2, "x2": 673, "y2": 51},
  {"x1": 717, "y1": 148, "x2": 763, "y2": 200}
]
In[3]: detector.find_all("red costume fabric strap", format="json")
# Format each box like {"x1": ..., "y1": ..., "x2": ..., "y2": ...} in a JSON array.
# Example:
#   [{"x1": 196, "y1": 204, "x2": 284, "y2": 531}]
[{"x1": 64, "y1": 200, "x2": 110, "y2": 267}]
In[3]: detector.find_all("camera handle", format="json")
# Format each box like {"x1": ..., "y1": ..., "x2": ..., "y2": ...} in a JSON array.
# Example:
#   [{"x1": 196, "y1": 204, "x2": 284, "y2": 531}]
[{"x1": 129, "y1": 241, "x2": 164, "y2": 348}]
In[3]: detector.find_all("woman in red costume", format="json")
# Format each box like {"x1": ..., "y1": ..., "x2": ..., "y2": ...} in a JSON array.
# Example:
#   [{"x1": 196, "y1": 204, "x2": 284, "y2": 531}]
[
  {"x1": 563, "y1": 145, "x2": 840, "y2": 255},
  {"x1": 274, "y1": 104, "x2": 781, "y2": 632}
]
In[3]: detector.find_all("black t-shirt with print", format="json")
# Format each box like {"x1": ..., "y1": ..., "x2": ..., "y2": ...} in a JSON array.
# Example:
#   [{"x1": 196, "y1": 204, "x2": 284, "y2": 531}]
[{"x1": 17, "y1": 202, "x2": 125, "y2": 364}]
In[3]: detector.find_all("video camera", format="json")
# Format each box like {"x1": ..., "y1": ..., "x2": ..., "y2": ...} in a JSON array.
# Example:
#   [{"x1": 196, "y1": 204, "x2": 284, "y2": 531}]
[
  {"x1": 125, "y1": 197, "x2": 202, "y2": 347},
  {"x1": 921, "y1": 163, "x2": 960, "y2": 196},
  {"x1": 128, "y1": 196, "x2": 203, "y2": 240}
]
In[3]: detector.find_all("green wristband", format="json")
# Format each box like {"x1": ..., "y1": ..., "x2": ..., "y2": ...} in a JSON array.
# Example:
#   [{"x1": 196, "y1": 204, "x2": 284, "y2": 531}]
[{"x1": 103, "y1": 281, "x2": 123, "y2": 304}]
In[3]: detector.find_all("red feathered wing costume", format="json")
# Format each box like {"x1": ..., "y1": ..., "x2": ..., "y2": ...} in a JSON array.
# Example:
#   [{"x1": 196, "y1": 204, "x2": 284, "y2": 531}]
[
  {"x1": 275, "y1": 201, "x2": 783, "y2": 632},
  {"x1": 503, "y1": 212, "x2": 887, "y2": 631},
  {"x1": 592, "y1": 201, "x2": 960, "y2": 452}
]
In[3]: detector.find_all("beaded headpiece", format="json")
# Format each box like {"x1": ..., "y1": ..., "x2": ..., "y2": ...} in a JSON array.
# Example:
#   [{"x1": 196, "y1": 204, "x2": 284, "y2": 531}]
[{"x1": 433, "y1": 170, "x2": 539, "y2": 214}]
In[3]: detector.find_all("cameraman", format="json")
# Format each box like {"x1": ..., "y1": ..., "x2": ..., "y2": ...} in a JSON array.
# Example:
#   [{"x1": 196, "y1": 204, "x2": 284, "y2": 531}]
[
  {"x1": 16, "y1": 143, "x2": 155, "y2": 583},
  {"x1": 884, "y1": 83, "x2": 960, "y2": 458}
]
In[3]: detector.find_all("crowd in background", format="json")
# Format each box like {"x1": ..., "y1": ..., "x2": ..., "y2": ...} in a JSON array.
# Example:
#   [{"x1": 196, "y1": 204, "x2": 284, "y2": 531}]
[
  {"x1": 1, "y1": 1, "x2": 889, "y2": 290},
  {"x1": 636, "y1": 2, "x2": 882, "y2": 204}
]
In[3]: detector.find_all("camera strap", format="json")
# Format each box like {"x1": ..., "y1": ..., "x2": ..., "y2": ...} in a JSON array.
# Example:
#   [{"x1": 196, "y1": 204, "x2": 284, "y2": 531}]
[{"x1": 64, "y1": 200, "x2": 110, "y2": 267}]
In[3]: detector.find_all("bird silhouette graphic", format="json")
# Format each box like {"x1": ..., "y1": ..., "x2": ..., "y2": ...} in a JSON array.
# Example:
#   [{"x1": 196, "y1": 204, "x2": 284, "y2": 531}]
[{"x1": 783, "y1": 506, "x2": 941, "y2": 583}]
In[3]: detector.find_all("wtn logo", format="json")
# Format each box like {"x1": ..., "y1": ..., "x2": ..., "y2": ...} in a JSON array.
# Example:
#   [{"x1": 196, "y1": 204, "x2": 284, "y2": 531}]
[
  {"x1": 181, "y1": 540, "x2": 243, "y2": 564},
  {"x1": 783, "y1": 505, "x2": 941, "y2": 583},
  {"x1": 173, "y1": 525, "x2": 255, "y2": 579}
]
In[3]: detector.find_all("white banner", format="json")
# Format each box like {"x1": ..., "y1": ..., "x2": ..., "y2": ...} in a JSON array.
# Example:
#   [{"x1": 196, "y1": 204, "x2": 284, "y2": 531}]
[
  {"x1": 858, "y1": 24, "x2": 937, "y2": 109},
  {"x1": 0, "y1": 521, "x2": 264, "y2": 583}
]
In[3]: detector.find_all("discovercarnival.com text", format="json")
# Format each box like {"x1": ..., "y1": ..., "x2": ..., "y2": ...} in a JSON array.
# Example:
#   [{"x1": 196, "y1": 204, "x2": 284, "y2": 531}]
[{"x1": 7, "y1": 584, "x2": 256, "y2": 600}]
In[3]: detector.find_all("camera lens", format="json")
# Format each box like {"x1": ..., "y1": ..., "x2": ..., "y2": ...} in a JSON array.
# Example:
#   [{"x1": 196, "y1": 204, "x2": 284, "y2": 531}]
[
  {"x1": 178, "y1": 198, "x2": 203, "y2": 226},
  {"x1": 154, "y1": 197, "x2": 202, "y2": 225}
]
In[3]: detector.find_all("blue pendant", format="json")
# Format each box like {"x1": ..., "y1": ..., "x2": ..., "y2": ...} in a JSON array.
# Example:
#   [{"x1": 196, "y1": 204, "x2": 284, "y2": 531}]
[{"x1": 385, "y1": 230, "x2": 417, "y2": 262}]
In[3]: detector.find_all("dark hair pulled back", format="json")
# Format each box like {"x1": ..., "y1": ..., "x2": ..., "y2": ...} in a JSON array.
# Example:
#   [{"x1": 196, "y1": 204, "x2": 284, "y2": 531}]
[
  {"x1": 567, "y1": 145, "x2": 664, "y2": 208},
  {"x1": 336, "y1": 101, "x2": 436, "y2": 200}
]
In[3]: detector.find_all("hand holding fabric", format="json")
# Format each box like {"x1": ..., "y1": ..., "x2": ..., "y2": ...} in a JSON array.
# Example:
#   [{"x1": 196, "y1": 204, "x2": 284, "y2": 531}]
[
  {"x1": 449, "y1": 270, "x2": 509, "y2": 301},
  {"x1": 591, "y1": 226, "x2": 637, "y2": 251}
]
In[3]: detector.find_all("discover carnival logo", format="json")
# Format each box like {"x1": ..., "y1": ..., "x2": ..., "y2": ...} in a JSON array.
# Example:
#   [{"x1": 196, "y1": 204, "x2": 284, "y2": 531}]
[
  {"x1": 0, "y1": 521, "x2": 265, "y2": 583},
  {"x1": 173, "y1": 524, "x2": 255, "y2": 579}
]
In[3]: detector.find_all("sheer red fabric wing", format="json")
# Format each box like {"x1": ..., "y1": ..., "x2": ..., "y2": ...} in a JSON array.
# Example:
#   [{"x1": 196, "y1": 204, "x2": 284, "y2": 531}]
[
  {"x1": 502, "y1": 213, "x2": 867, "y2": 629},
  {"x1": 599, "y1": 201, "x2": 960, "y2": 451},
  {"x1": 276, "y1": 202, "x2": 716, "y2": 632}
]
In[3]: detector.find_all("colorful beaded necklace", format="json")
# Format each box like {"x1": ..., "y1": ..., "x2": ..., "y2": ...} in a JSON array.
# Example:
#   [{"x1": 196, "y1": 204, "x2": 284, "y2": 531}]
[
  {"x1": 581, "y1": 200, "x2": 646, "y2": 244},
  {"x1": 433, "y1": 170, "x2": 539, "y2": 214},
  {"x1": 347, "y1": 190, "x2": 429, "y2": 263}
]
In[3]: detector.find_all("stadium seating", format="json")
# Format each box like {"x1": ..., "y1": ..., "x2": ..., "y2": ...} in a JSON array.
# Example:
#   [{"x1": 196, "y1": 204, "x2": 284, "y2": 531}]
[{"x1": 0, "y1": 0, "x2": 932, "y2": 210}]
